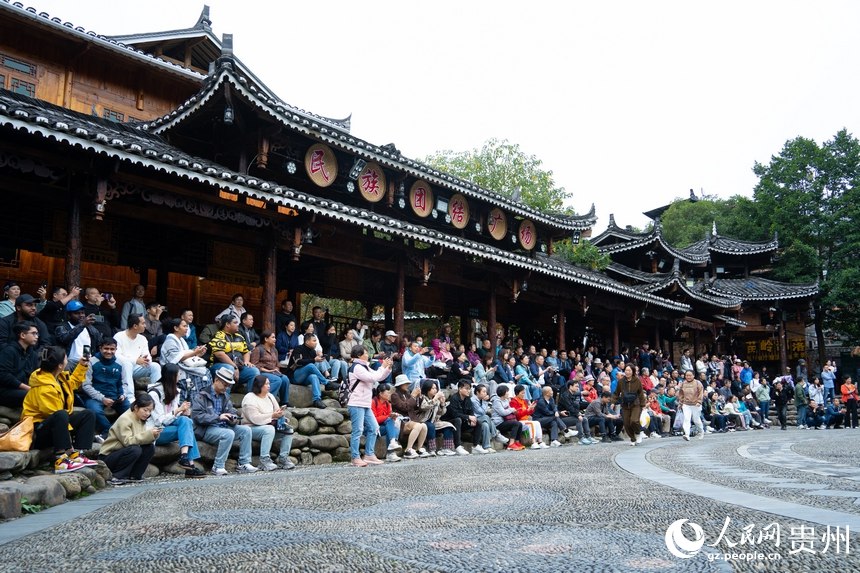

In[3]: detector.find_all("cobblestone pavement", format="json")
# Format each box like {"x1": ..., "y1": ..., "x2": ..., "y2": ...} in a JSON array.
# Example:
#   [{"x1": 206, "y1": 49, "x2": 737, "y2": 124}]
[{"x1": 0, "y1": 429, "x2": 857, "y2": 572}]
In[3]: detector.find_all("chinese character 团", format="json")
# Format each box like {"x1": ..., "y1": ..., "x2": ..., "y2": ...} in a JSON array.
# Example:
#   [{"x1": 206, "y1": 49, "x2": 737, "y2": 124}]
[
  {"x1": 820, "y1": 525, "x2": 850, "y2": 554},
  {"x1": 414, "y1": 187, "x2": 426, "y2": 211},
  {"x1": 451, "y1": 200, "x2": 465, "y2": 223},
  {"x1": 788, "y1": 525, "x2": 817, "y2": 555},
  {"x1": 310, "y1": 149, "x2": 331, "y2": 182},
  {"x1": 360, "y1": 169, "x2": 380, "y2": 196}
]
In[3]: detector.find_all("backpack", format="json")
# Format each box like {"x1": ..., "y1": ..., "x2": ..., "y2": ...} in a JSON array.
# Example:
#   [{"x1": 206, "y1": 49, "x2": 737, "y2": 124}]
[{"x1": 339, "y1": 363, "x2": 369, "y2": 407}]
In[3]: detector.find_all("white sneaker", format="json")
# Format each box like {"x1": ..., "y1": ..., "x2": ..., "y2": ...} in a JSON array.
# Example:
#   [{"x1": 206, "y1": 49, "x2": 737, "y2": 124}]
[
  {"x1": 493, "y1": 433, "x2": 509, "y2": 445},
  {"x1": 651, "y1": 433, "x2": 661, "y2": 439},
  {"x1": 211, "y1": 467, "x2": 228, "y2": 476},
  {"x1": 628, "y1": 440, "x2": 637, "y2": 446},
  {"x1": 550, "y1": 440, "x2": 563, "y2": 448},
  {"x1": 539, "y1": 442, "x2": 550, "y2": 449},
  {"x1": 236, "y1": 463, "x2": 259, "y2": 474},
  {"x1": 635, "y1": 433, "x2": 643, "y2": 444},
  {"x1": 564, "y1": 429, "x2": 578, "y2": 438},
  {"x1": 402, "y1": 448, "x2": 419, "y2": 459},
  {"x1": 387, "y1": 439, "x2": 402, "y2": 451},
  {"x1": 442, "y1": 448, "x2": 457, "y2": 456},
  {"x1": 485, "y1": 446, "x2": 497, "y2": 454},
  {"x1": 530, "y1": 442, "x2": 542, "y2": 450},
  {"x1": 698, "y1": 431, "x2": 705, "y2": 440},
  {"x1": 455, "y1": 445, "x2": 471, "y2": 456},
  {"x1": 417, "y1": 448, "x2": 432, "y2": 458},
  {"x1": 260, "y1": 458, "x2": 278, "y2": 472},
  {"x1": 473, "y1": 445, "x2": 488, "y2": 454},
  {"x1": 683, "y1": 435, "x2": 690, "y2": 441},
  {"x1": 386, "y1": 452, "x2": 402, "y2": 462}
]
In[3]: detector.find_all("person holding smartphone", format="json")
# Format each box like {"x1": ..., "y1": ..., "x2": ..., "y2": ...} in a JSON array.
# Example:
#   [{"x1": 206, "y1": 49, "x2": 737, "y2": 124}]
[
  {"x1": 99, "y1": 393, "x2": 160, "y2": 485},
  {"x1": 241, "y1": 375, "x2": 295, "y2": 471}
]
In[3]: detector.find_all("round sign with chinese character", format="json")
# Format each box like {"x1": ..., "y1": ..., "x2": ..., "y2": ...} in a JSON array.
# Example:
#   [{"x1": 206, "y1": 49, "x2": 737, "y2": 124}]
[
  {"x1": 518, "y1": 219, "x2": 537, "y2": 250},
  {"x1": 358, "y1": 162, "x2": 386, "y2": 203},
  {"x1": 304, "y1": 143, "x2": 337, "y2": 188},
  {"x1": 409, "y1": 180, "x2": 434, "y2": 218},
  {"x1": 447, "y1": 193, "x2": 470, "y2": 229},
  {"x1": 487, "y1": 208, "x2": 507, "y2": 240}
]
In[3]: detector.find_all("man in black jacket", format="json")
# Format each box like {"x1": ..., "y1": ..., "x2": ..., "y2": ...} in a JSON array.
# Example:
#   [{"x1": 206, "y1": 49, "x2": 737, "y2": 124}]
[
  {"x1": 55, "y1": 300, "x2": 103, "y2": 371},
  {"x1": 442, "y1": 379, "x2": 476, "y2": 455},
  {"x1": 0, "y1": 321, "x2": 40, "y2": 407},
  {"x1": 0, "y1": 294, "x2": 52, "y2": 351},
  {"x1": 558, "y1": 380, "x2": 595, "y2": 444}
]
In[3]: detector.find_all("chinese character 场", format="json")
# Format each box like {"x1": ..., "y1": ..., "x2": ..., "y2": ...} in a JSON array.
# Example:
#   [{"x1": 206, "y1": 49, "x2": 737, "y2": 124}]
[
  {"x1": 451, "y1": 200, "x2": 465, "y2": 223},
  {"x1": 520, "y1": 226, "x2": 533, "y2": 246},
  {"x1": 788, "y1": 525, "x2": 817, "y2": 555},
  {"x1": 360, "y1": 169, "x2": 380, "y2": 196},
  {"x1": 310, "y1": 149, "x2": 331, "y2": 182},
  {"x1": 820, "y1": 526, "x2": 850, "y2": 554},
  {"x1": 414, "y1": 187, "x2": 426, "y2": 211}
]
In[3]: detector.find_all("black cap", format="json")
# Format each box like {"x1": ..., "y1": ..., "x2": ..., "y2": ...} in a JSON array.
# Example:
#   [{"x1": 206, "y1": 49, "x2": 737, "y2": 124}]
[{"x1": 15, "y1": 294, "x2": 37, "y2": 306}]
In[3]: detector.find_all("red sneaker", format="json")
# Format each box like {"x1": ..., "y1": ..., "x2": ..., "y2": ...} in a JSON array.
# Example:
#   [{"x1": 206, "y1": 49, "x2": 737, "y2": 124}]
[{"x1": 70, "y1": 451, "x2": 99, "y2": 467}]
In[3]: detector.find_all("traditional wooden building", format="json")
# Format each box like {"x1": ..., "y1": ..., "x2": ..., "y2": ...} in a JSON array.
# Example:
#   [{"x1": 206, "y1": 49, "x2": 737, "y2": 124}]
[
  {"x1": 0, "y1": 3, "x2": 695, "y2": 351},
  {"x1": 591, "y1": 215, "x2": 818, "y2": 370}
]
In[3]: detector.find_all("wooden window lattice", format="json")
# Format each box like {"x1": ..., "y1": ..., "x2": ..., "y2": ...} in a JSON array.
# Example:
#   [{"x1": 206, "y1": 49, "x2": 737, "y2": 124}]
[{"x1": 10, "y1": 78, "x2": 35, "y2": 97}]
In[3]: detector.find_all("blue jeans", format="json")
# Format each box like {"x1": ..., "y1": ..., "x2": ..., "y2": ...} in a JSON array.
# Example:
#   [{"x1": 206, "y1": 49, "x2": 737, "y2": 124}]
[
  {"x1": 348, "y1": 406, "x2": 378, "y2": 459},
  {"x1": 156, "y1": 416, "x2": 200, "y2": 460},
  {"x1": 259, "y1": 373, "x2": 290, "y2": 404},
  {"x1": 86, "y1": 397, "x2": 130, "y2": 435},
  {"x1": 378, "y1": 418, "x2": 398, "y2": 444},
  {"x1": 796, "y1": 404, "x2": 808, "y2": 427},
  {"x1": 758, "y1": 400, "x2": 770, "y2": 422},
  {"x1": 293, "y1": 364, "x2": 325, "y2": 400},
  {"x1": 824, "y1": 387, "x2": 835, "y2": 404},
  {"x1": 249, "y1": 424, "x2": 293, "y2": 459},
  {"x1": 524, "y1": 382, "x2": 541, "y2": 401},
  {"x1": 203, "y1": 424, "x2": 252, "y2": 469}
]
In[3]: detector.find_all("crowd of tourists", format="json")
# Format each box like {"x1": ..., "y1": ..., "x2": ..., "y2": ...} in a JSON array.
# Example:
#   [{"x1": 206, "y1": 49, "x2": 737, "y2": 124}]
[{"x1": 0, "y1": 281, "x2": 856, "y2": 482}]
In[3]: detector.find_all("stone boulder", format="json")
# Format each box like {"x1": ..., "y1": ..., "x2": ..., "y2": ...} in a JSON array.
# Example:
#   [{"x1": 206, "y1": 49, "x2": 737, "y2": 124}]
[
  {"x1": 336, "y1": 421, "x2": 351, "y2": 434},
  {"x1": 0, "y1": 452, "x2": 32, "y2": 473},
  {"x1": 332, "y1": 447, "x2": 352, "y2": 463},
  {"x1": 0, "y1": 405, "x2": 21, "y2": 422},
  {"x1": 291, "y1": 434, "x2": 309, "y2": 448},
  {"x1": 78, "y1": 467, "x2": 106, "y2": 489},
  {"x1": 144, "y1": 464, "x2": 160, "y2": 478},
  {"x1": 307, "y1": 434, "x2": 348, "y2": 451},
  {"x1": 312, "y1": 453, "x2": 332, "y2": 465},
  {"x1": 297, "y1": 416, "x2": 318, "y2": 435},
  {"x1": 53, "y1": 474, "x2": 82, "y2": 497},
  {"x1": 151, "y1": 443, "x2": 182, "y2": 466},
  {"x1": 288, "y1": 384, "x2": 314, "y2": 408},
  {"x1": 162, "y1": 460, "x2": 205, "y2": 475},
  {"x1": 19, "y1": 476, "x2": 67, "y2": 508},
  {"x1": 309, "y1": 409, "x2": 344, "y2": 427},
  {"x1": 0, "y1": 484, "x2": 22, "y2": 519},
  {"x1": 290, "y1": 408, "x2": 310, "y2": 417}
]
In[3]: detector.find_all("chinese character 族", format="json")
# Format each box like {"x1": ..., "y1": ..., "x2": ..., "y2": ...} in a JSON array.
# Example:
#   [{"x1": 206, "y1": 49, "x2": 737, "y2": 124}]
[
  {"x1": 310, "y1": 149, "x2": 331, "y2": 182},
  {"x1": 360, "y1": 169, "x2": 380, "y2": 195}
]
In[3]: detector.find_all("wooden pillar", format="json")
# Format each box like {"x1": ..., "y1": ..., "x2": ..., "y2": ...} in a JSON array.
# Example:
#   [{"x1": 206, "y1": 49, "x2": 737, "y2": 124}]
[
  {"x1": 557, "y1": 303, "x2": 566, "y2": 352},
  {"x1": 65, "y1": 189, "x2": 82, "y2": 290},
  {"x1": 779, "y1": 319, "x2": 789, "y2": 374},
  {"x1": 394, "y1": 258, "x2": 405, "y2": 335},
  {"x1": 487, "y1": 284, "x2": 497, "y2": 349},
  {"x1": 612, "y1": 311, "x2": 620, "y2": 358},
  {"x1": 654, "y1": 322, "x2": 661, "y2": 354},
  {"x1": 384, "y1": 304, "x2": 394, "y2": 332},
  {"x1": 155, "y1": 263, "x2": 168, "y2": 308},
  {"x1": 460, "y1": 307, "x2": 470, "y2": 348},
  {"x1": 261, "y1": 240, "x2": 277, "y2": 332}
]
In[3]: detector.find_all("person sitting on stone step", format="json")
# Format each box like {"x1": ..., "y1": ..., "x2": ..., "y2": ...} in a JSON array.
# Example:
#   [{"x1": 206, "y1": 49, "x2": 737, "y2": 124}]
[
  {"x1": 0, "y1": 321, "x2": 40, "y2": 407},
  {"x1": 241, "y1": 374, "x2": 295, "y2": 471},
  {"x1": 98, "y1": 393, "x2": 159, "y2": 485},
  {"x1": 115, "y1": 313, "x2": 161, "y2": 393},
  {"x1": 147, "y1": 363, "x2": 205, "y2": 478},
  {"x1": 81, "y1": 337, "x2": 129, "y2": 443}
]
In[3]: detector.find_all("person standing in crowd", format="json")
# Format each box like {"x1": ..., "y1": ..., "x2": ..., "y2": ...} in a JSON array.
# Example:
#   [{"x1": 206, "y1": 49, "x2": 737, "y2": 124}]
[
  {"x1": 677, "y1": 370, "x2": 705, "y2": 440},
  {"x1": 841, "y1": 376, "x2": 858, "y2": 429},
  {"x1": 346, "y1": 346, "x2": 392, "y2": 467},
  {"x1": 214, "y1": 293, "x2": 245, "y2": 323},
  {"x1": 772, "y1": 379, "x2": 793, "y2": 430},
  {"x1": 119, "y1": 285, "x2": 146, "y2": 330},
  {"x1": 612, "y1": 365, "x2": 646, "y2": 445}
]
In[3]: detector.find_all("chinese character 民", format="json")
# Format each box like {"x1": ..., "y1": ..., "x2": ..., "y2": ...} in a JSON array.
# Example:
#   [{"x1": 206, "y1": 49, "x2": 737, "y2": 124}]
[
  {"x1": 310, "y1": 149, "x2": 331, "y2": 182},
  {"x1": 360, "y1": 169, "x2": 380, "y2": 196}
]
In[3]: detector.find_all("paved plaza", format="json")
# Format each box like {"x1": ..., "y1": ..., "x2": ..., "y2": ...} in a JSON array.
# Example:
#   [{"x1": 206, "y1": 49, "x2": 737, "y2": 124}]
[{"x1": 0, "y1": 430, "x2": 858, "y2": 572}]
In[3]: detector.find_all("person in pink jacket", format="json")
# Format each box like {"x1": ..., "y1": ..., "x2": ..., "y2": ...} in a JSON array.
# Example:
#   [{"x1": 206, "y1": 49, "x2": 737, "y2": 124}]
[{"x1": 346, "y1": 345, "x2": 392, "y2": 467}]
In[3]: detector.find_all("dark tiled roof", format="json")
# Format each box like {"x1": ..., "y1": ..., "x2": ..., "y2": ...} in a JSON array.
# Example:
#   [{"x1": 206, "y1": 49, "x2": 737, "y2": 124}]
[
  {"x1": 596, "y1": 220, "x2": 710, "y2": 264},
  {"x1": 606, "y1": 262, "x2": 670, "y2": 283},
  {"x1": 590, "y1": 213, "x2": 653, "y2": 245},
  {"x1": 0, "y1": 89, "x2": 687, "y2": 312},
  {"x1": 707, "y1": 277, "x2": 818, "y2": 302},
  {"x1": 143, "y1": 59, "x2": 597, "y2": 232},
  {"x1": 713, "y1": 314, "x2": 748, "y2": 327}
]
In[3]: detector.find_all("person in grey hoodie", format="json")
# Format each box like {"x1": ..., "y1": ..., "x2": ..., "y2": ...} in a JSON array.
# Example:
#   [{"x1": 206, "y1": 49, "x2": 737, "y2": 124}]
[
  {"x1": 469, "y1": 384, "x2": 499, "y2": 453},
  {"x1": 490, "y1": 385, "x2": 525, "y2": 450}
]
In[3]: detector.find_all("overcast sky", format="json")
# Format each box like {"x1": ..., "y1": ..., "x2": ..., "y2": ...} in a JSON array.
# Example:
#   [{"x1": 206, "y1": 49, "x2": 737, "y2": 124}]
[{"x1": 29, "y1": 0, "x2": 860, "y2": 232}]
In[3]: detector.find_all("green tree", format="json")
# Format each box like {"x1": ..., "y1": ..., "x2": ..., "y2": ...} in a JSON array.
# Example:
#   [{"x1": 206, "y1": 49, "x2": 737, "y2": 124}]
[
  {"x1": 660, "y1": 196, "x2": 763, "y2": 248},
  {"x1": 423, "y1": 138, "x2": 572, "y2": 213},
  {"x1": 752, "y1": 129, "x2": 860, "y2": 354},
  {"x1": 553, "y1": 239, "x2": 610, "y2": 271}
]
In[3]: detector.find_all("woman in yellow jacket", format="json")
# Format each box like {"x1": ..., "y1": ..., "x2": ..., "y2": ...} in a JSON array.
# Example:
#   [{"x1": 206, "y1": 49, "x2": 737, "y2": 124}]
[
  {"x1": 99, "y1": 393, "x2": 161, "y2": 485},
  {"x1": 23, "y1": 346, "x2": 98, "y2": 473}
]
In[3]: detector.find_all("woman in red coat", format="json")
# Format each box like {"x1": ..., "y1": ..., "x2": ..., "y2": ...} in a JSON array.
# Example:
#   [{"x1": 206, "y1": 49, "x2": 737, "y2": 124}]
[{"x1": 509, "y1": 384, "x2": 545, "y2": 449}]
